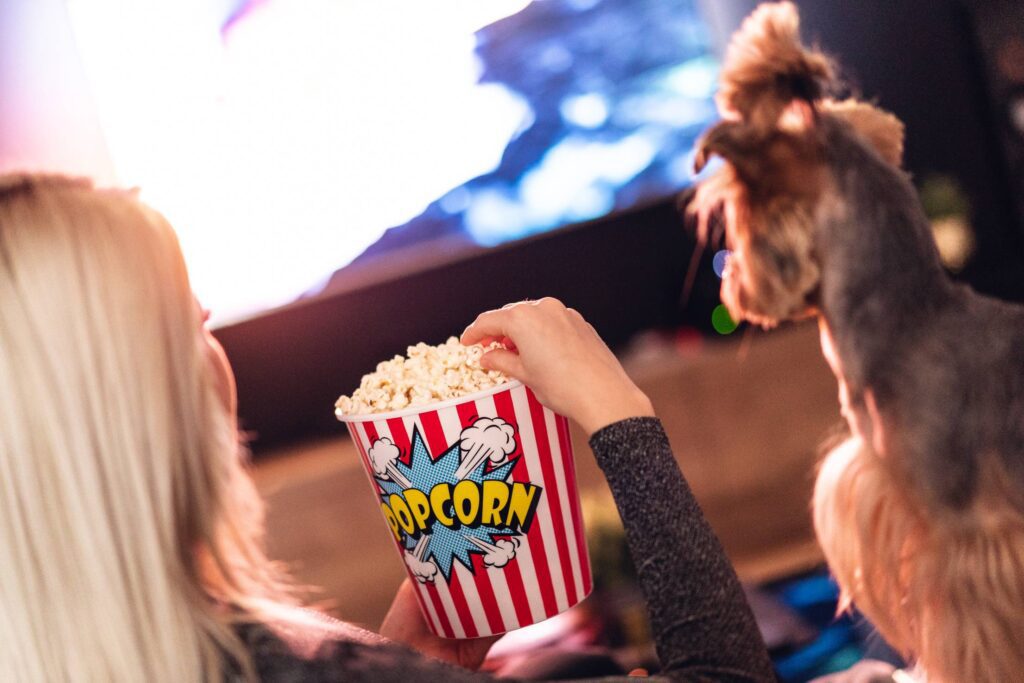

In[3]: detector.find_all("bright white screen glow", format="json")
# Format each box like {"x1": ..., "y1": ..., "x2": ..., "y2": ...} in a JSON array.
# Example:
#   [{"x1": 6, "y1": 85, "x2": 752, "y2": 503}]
[{"x1": 68, "y1": 0, "x2": 532, "y2": 324}]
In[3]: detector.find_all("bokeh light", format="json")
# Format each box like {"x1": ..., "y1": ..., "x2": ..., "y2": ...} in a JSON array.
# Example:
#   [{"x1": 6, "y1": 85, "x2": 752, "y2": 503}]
[
  {"x1": 712, "y1": 249, "x2": 730, "y2": 278},
  {"x1": 711, "y1": 304, "x2": 738, "y2": 335}
]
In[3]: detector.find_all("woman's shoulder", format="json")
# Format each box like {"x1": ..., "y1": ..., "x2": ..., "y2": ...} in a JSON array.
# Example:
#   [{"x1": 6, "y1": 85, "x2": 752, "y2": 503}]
[
  {"x1": 233, "y1": 608, "x2": 481, "y2": 683},
  {"x1": 236, "y1": 607, "x2": 382, "y2": 656}
]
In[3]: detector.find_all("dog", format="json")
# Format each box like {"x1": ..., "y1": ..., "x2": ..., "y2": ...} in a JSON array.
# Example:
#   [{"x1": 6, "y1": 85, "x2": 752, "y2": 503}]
[{"x1": 690, "y1": 3, "x2": 1024, "y2": 680}]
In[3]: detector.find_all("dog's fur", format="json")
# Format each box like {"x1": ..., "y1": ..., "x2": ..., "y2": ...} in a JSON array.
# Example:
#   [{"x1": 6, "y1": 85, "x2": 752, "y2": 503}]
[{"x1": 691, "y1": 4, "x2": 1024, "y2": 680}]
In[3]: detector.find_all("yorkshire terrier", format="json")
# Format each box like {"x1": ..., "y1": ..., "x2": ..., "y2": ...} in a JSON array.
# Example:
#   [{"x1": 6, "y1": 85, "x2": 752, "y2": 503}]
[{"x1": 691, "y1": 3, "x2": 1024, "y2": 680}]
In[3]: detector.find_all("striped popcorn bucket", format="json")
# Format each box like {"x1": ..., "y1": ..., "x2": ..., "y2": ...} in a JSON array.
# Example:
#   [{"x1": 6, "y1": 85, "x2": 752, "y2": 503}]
[{"x1": 336, "y1": 380, "x2": 592, "y2": 639}]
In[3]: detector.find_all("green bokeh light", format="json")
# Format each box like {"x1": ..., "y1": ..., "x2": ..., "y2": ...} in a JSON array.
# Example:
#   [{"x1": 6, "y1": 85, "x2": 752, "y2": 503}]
[{"x1": 711, "y1": 304, "x2": 738, "y2": 335}]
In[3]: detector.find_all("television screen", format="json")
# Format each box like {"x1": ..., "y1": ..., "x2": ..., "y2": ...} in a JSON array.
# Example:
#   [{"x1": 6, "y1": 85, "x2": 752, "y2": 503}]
[{"x1": 68, "y1": 0, "x2": 719, "y2": 324}]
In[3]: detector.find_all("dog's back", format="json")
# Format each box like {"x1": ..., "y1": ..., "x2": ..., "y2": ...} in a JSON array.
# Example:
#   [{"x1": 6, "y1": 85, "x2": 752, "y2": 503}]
[
  {"x1": 818, "y1": 114, "x2": 1024, "y2": 510},
  {"x1": 693, "y1": 0, "x2": 1024, "y2": 514}
]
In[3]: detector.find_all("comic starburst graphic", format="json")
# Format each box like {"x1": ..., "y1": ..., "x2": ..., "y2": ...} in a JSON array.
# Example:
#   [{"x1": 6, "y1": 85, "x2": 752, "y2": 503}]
[{"x1": 376, "y1": 427, "x2": 521, "y2": 582}]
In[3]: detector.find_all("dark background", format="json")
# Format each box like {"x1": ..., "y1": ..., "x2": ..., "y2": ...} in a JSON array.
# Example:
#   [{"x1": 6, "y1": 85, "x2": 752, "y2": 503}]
[{"x1": 216, "y1": 0, "x2": 1024, "y2": 452}]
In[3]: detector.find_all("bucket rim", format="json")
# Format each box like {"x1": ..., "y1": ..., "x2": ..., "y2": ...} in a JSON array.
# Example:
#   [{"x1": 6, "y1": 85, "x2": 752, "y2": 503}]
[{"x1": 335, "y1": 379, "x2": 526, "y2": 423}]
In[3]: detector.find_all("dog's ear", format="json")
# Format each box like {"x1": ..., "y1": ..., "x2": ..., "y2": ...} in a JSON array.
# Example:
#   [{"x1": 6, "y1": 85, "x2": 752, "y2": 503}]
[
  {"x1": 696, "y1": 120, "x2": 825, "y2": 200},
  {"x1": 694, "y1": 121, "x2": 759, "y2": 174},
  {"x1": 821, "y1": 99, "x2": 905, "y2": 166}
]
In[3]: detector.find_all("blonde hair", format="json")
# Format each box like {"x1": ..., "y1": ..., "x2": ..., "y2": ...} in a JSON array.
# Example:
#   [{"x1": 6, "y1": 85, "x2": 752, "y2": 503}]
[
  {"x1": 0, "y1": 175, "x2": 297, "y2": 681},
  {"x1": 814, "y1": 436, "x2": 1024, "y2": 682}
]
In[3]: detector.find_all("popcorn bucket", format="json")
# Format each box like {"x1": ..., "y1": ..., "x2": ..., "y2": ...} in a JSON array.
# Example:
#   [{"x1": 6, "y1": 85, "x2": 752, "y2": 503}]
[{"x1": 336, "y1": 380, "x2": 592, "y2": 639}]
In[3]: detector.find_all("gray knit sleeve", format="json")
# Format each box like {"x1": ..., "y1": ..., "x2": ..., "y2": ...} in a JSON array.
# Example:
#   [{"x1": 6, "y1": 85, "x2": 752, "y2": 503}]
[{"x1": 588, "y1": 417, "x2": 775, "y2": 682}]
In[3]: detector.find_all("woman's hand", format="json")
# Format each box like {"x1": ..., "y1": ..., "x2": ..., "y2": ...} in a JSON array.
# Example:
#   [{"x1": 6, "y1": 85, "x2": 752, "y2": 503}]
[
  {"x1": 379, "y1": 579, "x2": 499, "y2": 670},
  {"x1": 461, "y1": 298, "x2": 654, "y2": 435}
]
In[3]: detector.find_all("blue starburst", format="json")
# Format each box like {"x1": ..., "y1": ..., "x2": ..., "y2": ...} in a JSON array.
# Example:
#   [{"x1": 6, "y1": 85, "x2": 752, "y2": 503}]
[{"x1": 376, "y1": 427, "x2": 520, "y2": 581}]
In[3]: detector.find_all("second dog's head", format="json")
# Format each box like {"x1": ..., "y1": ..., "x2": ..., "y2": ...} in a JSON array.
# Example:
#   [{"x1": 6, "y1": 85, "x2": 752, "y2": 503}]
[{"x1": 690, "y1": 2, "x2": 905, "y2": 328}]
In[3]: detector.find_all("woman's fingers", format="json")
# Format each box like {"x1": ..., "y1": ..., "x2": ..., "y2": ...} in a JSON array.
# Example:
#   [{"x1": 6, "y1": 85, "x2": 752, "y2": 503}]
[
  {"x1": 461, "y1": 298, "x2": 654, "y2": 435},
  {"x1": 479, "y1": 348, "x2": 526, "y2": 380},
  {"x1": 462, "y1": 298, "x2": 568, "y2": 345},
  {"x1": 461, "y1": 308, "x2": 515, "y2": 346}
]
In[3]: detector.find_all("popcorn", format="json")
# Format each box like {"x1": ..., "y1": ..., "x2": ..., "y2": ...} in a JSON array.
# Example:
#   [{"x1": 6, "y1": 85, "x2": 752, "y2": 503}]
[{"x1": 335, "y1": 337, "x2": 509, "y2": 416}]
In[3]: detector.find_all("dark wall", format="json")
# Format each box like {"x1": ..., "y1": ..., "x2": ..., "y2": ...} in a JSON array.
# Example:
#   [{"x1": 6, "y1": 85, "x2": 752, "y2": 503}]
[
  {"x1": 800, "y1": 0, "x2": 1023, "y2": 296},
  {"x1": 218, "y1": 0, "x2": 1024, "y2": 451}
]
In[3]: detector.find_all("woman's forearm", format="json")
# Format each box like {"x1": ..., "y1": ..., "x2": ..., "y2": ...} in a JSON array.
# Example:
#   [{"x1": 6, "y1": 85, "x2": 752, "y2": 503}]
[{"x1": 590, "y1": 417, "x2": 775, "y2": 682}]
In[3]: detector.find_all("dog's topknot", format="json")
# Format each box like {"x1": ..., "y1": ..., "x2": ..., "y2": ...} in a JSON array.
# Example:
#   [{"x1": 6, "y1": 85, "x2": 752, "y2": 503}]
[{"x1": 717, "y1": 1, "x2": 833, "y2": 133}]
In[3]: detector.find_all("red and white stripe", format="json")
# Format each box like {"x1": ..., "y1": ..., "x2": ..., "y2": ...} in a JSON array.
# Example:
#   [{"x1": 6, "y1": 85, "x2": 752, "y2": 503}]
[{"x1": 342, "y1": 382, "x2": 592, "y2": 639}]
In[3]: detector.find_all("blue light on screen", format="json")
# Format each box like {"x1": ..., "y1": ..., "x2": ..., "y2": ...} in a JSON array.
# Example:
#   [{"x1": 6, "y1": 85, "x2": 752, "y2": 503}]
[{"x1": 353, "y1": 0, "x2": 719, "y2": 263}]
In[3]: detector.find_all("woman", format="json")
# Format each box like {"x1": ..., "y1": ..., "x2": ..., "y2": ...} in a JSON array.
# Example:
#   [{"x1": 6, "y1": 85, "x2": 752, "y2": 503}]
[{"x1": 0, "y1": 174, "x2": 774, "y2": 681}]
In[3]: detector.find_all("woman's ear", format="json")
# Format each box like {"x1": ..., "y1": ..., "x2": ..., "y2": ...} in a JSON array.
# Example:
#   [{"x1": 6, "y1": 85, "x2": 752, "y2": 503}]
[
  {"x1": 818, "y1": 318, "x2": 840, "y2": 374},
  {"x1": 864, "y1": 389, "x2": 889, "y2": 458},
  {"x1": 694, "y1": 121, "x2": 760, "y2": 175},
  {"x1": 819, "y1": 319, "x2": 868, "y2": 437}
]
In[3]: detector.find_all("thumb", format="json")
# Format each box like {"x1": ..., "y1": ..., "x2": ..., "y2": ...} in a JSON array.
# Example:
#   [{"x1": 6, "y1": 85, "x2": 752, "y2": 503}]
[{"x1": 480, "y1": 348, "x2": 525, "y2": 381}]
